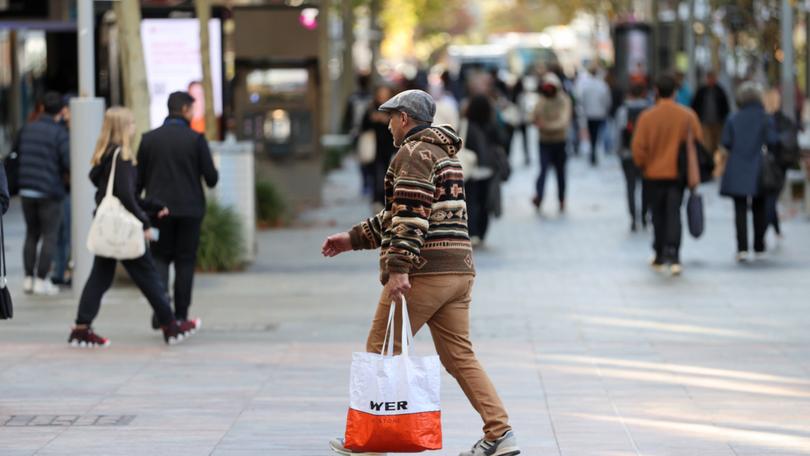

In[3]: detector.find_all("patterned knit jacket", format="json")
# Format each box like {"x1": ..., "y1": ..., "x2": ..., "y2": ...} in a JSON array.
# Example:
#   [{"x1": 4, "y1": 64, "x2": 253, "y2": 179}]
[{"x1": 349, "y1": 125, "x2": 476, "y2": 284}]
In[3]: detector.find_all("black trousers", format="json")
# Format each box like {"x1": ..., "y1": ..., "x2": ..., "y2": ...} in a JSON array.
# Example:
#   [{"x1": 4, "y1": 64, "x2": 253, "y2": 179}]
[
  {"x1": 21, "y1": 197, "x2": 63, "y2": 279},
  {"x1": 76, "y1": 251, "x2": 174, "y2": 326},
  {"x1": 733, "y1": 195, "x2": 767, "y2": 253},
  {"x1": 766, "y1": 192, "x2": 781, "y2": 236},
  {"x1": 586, "y1": 118, "x2": 605, "y2": 165},
  {"x1": 465, "y1": 177, "x2": 492, "y2": 240},
  {"x1": 151, "y1": 216, "x2": 202, "y2": 320},
  {"x1": 621, "y1": 158, "x2": 648, "y2": 225},
  {"x1": 537, "y1": 142, "x2": 567, "y2": 203},
  {"x1": 646, "y1": 180, "x2": 684, "y2": 263}
]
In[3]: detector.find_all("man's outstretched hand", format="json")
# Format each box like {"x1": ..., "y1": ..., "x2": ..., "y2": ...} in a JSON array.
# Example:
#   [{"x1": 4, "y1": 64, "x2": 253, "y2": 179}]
[{"x1": 322, "y1": 232, "x2": 352, "y2": 257}]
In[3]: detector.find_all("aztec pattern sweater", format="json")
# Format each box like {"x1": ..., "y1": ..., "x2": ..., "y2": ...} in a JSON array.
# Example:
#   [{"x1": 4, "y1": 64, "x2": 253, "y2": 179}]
[{"x1": 349, "y1": 125, "x2": 475, "y2": 284}]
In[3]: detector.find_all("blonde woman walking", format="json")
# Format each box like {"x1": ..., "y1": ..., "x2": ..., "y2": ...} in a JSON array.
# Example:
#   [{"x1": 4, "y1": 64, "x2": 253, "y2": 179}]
[{"x1": 68, "y1": 107, "x2": 200, "y2": 347}]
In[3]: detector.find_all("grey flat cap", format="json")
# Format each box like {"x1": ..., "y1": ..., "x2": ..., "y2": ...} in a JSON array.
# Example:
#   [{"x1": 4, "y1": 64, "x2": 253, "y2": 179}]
[{"x1": 378, "y1": 89, "x2": 436, "y2": 123}]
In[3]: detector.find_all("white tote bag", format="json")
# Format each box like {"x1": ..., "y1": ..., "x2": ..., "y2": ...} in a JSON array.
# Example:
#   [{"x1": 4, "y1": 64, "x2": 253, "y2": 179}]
[
  {"x1": 343, "y1": 298, "x2": 442, "y2": 452},
  {"x1": 357, "y1": 130, "x2": 377, "y2": 164},
  {"x1": 86, "y1": 148, "x2": 146, "y2": 260}
]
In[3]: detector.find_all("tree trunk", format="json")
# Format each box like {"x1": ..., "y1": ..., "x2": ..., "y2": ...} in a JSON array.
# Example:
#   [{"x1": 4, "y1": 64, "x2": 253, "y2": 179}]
[
  {"x1": 115, "y1": 0, "x2": 150, "y2": 146},
  {"x1": 339, "y1": 0, "x2": 355, "y2": 128},
  {"x1": 319, "y1": 0, "x2": 333, "y2": 133},
  {"x1": 196, "y1": 0, "x2": 218, "y2": 141},
  {"x1": 369, "y1": 0, "x2": 381, "y2": 83}
]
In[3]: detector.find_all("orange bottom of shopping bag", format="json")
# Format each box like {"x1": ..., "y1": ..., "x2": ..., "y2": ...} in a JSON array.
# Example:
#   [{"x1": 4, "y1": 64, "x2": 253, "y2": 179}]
[{"x1": 344, "y1": 408, "x2": 442, "y2": 452}]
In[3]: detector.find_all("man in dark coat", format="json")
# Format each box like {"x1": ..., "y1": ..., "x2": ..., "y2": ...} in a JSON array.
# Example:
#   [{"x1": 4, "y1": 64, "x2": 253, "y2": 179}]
[
  {"x1": 138, "y1": 91, "x2": 219, "y2": 324},
  {"x1": 16, "y1": 91, "x2": 69, "y2": 296},
  {"x1": 691, "y1": 71, "x2": 730, "y2": 155}
]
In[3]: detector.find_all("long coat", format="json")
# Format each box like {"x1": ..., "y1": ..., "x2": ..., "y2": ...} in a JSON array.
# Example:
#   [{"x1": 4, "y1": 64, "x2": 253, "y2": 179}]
[{"x1": 719, "y1": 103, "x2": 778, "y2": 198}]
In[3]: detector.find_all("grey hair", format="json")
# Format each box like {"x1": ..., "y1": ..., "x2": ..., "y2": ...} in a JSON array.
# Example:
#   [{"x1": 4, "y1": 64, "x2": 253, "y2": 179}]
[{"x1": 736, "y1": 81, "x2": 763, "y2": 106}]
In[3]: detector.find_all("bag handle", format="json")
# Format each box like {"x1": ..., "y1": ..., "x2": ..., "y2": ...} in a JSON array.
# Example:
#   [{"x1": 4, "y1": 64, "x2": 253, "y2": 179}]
[
  {"x1": 105, "y1": 147, "x2": 121, "y2": 199},
  {"x1": 684, "y1": 124, "x2": 700, "y2": 190},
  {"x1": 379, "y1": 297, "x2": 415, "y2": 357},
  {"x1": 0, "y1": 210, "x2": 6, "y2": 289}
]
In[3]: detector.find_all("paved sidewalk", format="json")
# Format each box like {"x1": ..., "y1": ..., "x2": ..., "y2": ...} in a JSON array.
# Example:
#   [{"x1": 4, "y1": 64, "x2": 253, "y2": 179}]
[{"x1": 1, "y1": 141, "x2": 810, "y2": 456}]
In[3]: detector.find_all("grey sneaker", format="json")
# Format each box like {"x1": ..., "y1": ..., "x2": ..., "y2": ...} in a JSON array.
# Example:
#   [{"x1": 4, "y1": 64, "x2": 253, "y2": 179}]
[
  {"x1": 328, "y1": 437, "x2": 385, "y2": 455},
  {"x1": 459, "y1": 430, "x2": 521, "y2": 456}
]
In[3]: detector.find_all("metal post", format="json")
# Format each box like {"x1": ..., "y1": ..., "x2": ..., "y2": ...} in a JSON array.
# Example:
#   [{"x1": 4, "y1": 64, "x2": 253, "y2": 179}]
[
  {"x1": 781, "y1": 0, "x2": 795, "y2": 121},
  {"x1": 71, "y1": 0, "x2": 106, "y2": 294},
  {"x1": 77, "y1": 0, "x2": 95, "y2": 97},
  {"x1": 686, "y1": 0, "x2": 696, "y2": 91}
]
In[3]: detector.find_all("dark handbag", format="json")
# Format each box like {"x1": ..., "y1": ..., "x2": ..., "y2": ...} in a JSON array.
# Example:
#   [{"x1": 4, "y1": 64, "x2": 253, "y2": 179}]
[
  {"x1": 678, "y1": 139, "x2": 714, "y2": 184},
  {"x1": 0, "y1": 212, "x2": 12, "y2": 320},
  {"x1": 686, "y1": 190, "x2": 704, "y2": 238},
  {"x1": 760, "y1": 147, "x2": 785, "y2": 193}
]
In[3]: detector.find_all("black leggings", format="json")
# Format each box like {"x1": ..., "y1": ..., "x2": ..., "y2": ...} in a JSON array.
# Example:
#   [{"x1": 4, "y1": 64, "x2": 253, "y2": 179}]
[
  {"x1": 621, "y1": 158, "x2": 648, "y2": 224},
  {"x1": 76, "y1": 251, "x2": 174, "y2": 326}
]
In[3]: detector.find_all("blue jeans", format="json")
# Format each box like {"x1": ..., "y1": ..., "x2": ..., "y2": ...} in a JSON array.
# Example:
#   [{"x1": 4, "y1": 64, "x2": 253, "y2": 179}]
[{"x1": 52, "y1": 197, "x2": 71, "y2": 282}]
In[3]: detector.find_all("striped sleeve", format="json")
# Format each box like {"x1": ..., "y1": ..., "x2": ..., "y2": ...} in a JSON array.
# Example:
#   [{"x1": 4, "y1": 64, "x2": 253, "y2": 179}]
[
  {"x1": 349, "y1": 209, "x2": 384, "y2": 250},
  {"x1": 386, "y1": 149, "x2": 436, "y2": 274}
]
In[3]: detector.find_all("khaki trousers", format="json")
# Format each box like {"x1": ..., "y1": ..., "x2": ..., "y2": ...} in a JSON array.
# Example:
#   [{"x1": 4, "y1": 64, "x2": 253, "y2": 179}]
[{"x1": 366, "y1": 274, "x2": 511, "y2": 440}]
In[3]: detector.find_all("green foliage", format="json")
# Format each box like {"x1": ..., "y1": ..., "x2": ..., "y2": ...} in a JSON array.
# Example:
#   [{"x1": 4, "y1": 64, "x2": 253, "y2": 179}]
[
  {"x1": 255, "y1": 179, "x2": 286, "y2": 226},
  {"x1": 197, "y1": 200, "x2": 244, "y2": 272},
  {"x1": 323, "y1": 145, "x2": 350, "y2": 173}
]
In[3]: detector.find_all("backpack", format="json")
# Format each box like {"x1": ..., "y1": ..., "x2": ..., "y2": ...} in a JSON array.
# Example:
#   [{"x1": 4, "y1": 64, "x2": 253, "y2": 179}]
[{"x1": 621, "y1": 104, "x2": 647, "y2": 149}]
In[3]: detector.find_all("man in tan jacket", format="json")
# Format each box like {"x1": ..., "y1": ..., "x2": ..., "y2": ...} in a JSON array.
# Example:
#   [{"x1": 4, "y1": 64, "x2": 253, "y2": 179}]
[
  {"x1": 532, "y1": 73, "x2": 572, "y2": 212},
  {"x1": 632, "y1": 73, "x2": 703, "y2": 275}
]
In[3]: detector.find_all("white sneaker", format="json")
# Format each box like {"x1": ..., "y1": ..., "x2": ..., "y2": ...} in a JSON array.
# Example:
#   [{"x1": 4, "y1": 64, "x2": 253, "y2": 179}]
[
  {"x1": 33, "y1": 278, "x2": 59, "y2": 296},
  {"x1": 23, "y1": 276, "x2": 34, "y2": 294},
  {"x1": 736, "y1": 251, "x2": 749, "y2": 263}
]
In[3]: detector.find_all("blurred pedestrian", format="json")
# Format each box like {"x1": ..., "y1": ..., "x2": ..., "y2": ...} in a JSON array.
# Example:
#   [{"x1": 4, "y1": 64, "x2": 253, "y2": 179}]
[
  {"x1": 604, "y1": 71, "x2": 624, "y2": 155},
  {"x1": 16, "y1": 91, "x2": 69, "y2": 296},
  {"x1": 632, "y1": 74, "x2": 703, "y2": 275},
  {"x1": 719, "y1": 82, "x2": 778, "y2": 262},
  {"x1": 323, "y1": 90, "x2": 520, "y2": 456},
  {"x1": 762, "y1": 88, "x2": 800, "y2": 239},
  {"x1": 513, "y1": 67, "x2": 541, "y2": 165},
  {"x1": 691, "y1": 71, "x2": 730, "y2": 154},
  {"x1": 615, "y1": 83, "x2": 652, "y2": 231},
  {"x1": 464, "y1": 95, "x2": 506, "y2": 245},
  {"x1": 532, "y1": 73, "x2": 571, "y2": 214},
  {"x1": 675, "y1": 71, "x2": 693, "y2": 106},
  {"x1": 576, "y1": 65, "x2": 612, "y2": 166},
  {"x1": 52, "y1": 96, "x2": 73, "y2": 287},
  {"x1": 361, "y1": 86, "x2": 398, "y2": 209},
  {"x1": 69, "y1": 107, "x2": 201, "y2": 347},
  {"x1": 138, "y1": 91, "x2": 219, "y2": 327},
  {"x1": 342, "y1": 74, "x2": 374, "y2": 195},
  {"x1": 431, "y1": 72, "x2": 460, "y2": 129}
]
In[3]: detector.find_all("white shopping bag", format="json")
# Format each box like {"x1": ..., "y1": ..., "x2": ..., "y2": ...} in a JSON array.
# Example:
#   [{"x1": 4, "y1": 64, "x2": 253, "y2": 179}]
[{"x1": 344, "y1": 298, "x2": 442, "y2": 452}]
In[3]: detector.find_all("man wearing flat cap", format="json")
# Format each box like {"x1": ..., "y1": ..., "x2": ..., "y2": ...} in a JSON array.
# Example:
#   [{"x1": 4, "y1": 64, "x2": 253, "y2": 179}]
[{"x1": 323, "y1": 90, "x2": 521, "y2": 456}]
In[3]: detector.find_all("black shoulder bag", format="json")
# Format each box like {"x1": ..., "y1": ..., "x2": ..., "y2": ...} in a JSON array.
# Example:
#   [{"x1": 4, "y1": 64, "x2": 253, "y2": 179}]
[{"x1": 0, "y1": 211, "x2": 12, "y2": 320}]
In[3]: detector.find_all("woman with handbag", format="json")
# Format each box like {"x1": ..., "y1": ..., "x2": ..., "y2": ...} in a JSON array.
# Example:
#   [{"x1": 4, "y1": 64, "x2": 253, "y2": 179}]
[
  {"x1": 360, "y1": 86, "x2": 398, "y2": 209},
  {"x1": 719, "y1": 82, "x2": 779, "y2": 262},
  {"x1": 69, "y1": 107, "x2": 200, "y2": 347}
]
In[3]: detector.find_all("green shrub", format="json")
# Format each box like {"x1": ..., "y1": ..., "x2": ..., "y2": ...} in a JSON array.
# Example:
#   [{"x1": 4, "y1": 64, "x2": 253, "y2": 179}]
[
  {"x1": 323, "y1": 144, "x2": 350, "y2": 173},
  {"x1": 255, "y1": 179, "x2": 285, "y2": 227},
  {"x1": 197, "y1": 200, "x2": 244, "y2": 272}
]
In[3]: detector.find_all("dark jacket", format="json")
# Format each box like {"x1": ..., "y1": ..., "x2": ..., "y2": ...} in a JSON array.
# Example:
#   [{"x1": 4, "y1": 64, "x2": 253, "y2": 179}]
[
  {"x1": 691, "y1": 84, "x2": 731, "y2": 125},
  {"x1": 361, "y1": 104, "x2": 397, "y2": 169},
  {"x1": 91, "y1": 145, "x2": 165, "y2": 229},
  {"x1": 720, "y1": 102, "x2": 779, "y2": 197},
  {"x1": 137, "y1": 117, "x2": 218, "y2": 218},
  {"x1": 0, "y1": 165, "x2": 8, "y2": 214},
  {"x1": 16, "y1": 116, "x2": 70, "y2": 200}
]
